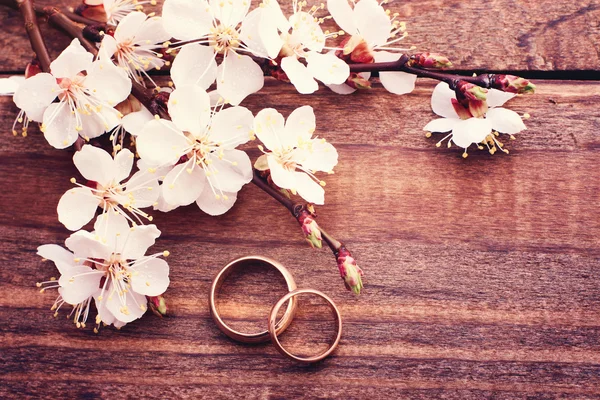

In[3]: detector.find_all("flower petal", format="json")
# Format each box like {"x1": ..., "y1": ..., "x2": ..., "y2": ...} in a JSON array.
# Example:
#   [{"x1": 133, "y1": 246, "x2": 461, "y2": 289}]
[
  {"x1": 105, "y1": 282, "x2": 147, "y2": 323},
  {"x1": 209, "y1": 0, "x2": 250, "y2": 27},
  {"x1": 267, "y1": 155, "x2": 296, "y2": 190},
  {"x1": 93, "y1": 211, "x2": 131, "y2": 250},
  {"x1": 295, "y1": 172, "x2": 325, "y2": 204},
  {"x1": 168, "y1": 85, "x2": 212, "y2": 135},
  {"x1": 373, "y1": 51, "x2": 416, "y2": 95},
  {"x1": 58, "y1": 265, "x2": 103, "y2": 304},
  {"x1": 121, "y1": 107, "x2": 153, "y2": 136},
  {"x1": 280, "y1": 56, "x2": 318, "y2": 94},
  {"x1": 136, "y1": 119, "x2": 191, "y2": 167},
  {"x1": 486, "y1": 107, "x2": 526, "y2": 134},
  {"x1": 65, "y1": 230, "x2": 112, "y2": 260},
  {"x1": 206, "y1": 149, "x2": 252, "y2": 193},
  {"x1": 42, "y1": 102, "x2": 78, "y2": 149},
  {"x1": 451, "y1": 117, "x2": 493, "y2": 148},
  {"x1": 73, "y1": 144, "x2": 117, "y2": 187},
  {"x1": 113, "y1": 148, "x2": 134, "y2": 183},
  {"x1": 0, "y1": 76, "x2": 23, "y2": 94},
  {"x1": 85, "y1": 60, "x2": 132, "y2": 105},
  {"x1": 327, "y1": 0, "x2": 357, "y2": 35},
  {"x1": 135, "y1": 16, "x2": 172, "y2": 44},
  {"x1": 423, "y1": 118, "x2": 458, "y2": 133},
  {"x1": 37, "y1": 244, "x2": 77, "y2": 275},
  {"x1": 209, "y1": 106, "x2": 254, "y2": 149},
  {"x1": 94, "y1": 291, "x2": 116, "y2": 326},
  {"x1": 306, "y1": 52, "x2": 350, "y2": 85},
  {"x1": 162, "y1": 161, "x2": 206, "y2": 206},
  {"x1": 121, "y1": 224, "x2": 161, "y2": 260},
  {"x1": 217, "y1": 51, "x2": 264, "y2": 105},
  {"x1": 125, "y1": 170, "x2": 161, "y2": 208},
  {"x1": 170, "y1": 44, "x2": 217, "y2": 90},
  {"x1": 130, "y1": 257, "x2": 169, "y2": 296},
  {"x1": 254, "y1": 108, "x2": 286, "y2": 151},
  {"x1": 293, "y1": 140, "x2": 338, "y2": 173},
  {"x1": 13, "y1": 73, "x2": 59, "y2": 122},
  {"x1": 327, "y1": 82, "x2": 356, "y2": 94},
  {"x1": 431, "y1": 82, "x2": 460, "y2": 119},
  {"x1": 239, "y1": 8, "x2": 270, "y2": 58},
  {"x1": 289, "y1": 11, "x2": 326, "y2": 52},
  {"x1": 354, "y1": 0, "x2": 391, "y2": 47},
  {"x1": 196, "y1": 186, "x2": 237, "y2": 215},
  {"x1": 284, "y1": 105, "x2": 315, "y2": 144},
  {"x1": 162, "y1": 0, "x2": 213, "y2": 41},
  {"x1": 57, "y1": 187, "x2": 101, "y2": 231},
  {"x1": 114, "y1": 11, "x2": 147, "y2": 42},
  {"x1": 487, "y1": 89, "x2": 516, "y2": 108},
  {"x1": 50, "y1": 38, "x2": 93, "y2": 78}
]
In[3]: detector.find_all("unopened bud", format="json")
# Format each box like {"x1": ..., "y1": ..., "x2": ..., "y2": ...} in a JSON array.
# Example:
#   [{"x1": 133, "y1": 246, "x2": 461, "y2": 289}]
[
  {"x1": 347, "y1": 72, "x2": 372, "y2": 90},
  {"x1": 336, "y1": 246, "x2": 364, "y2": 294},
  {"x1": 412, "y1": 53, "x2": 452, "y2": 69},
  {"x1": 455, "y1": 81, "x2": 488, "y2": 118},
  {"x1": 336, "y1": 36, "x2": 374, "y2": 64},
  {"x1": 147, "y1": 295, "x2": 167, "y2": 317},
  {"x1": 492, "y1": 74, "x2": 536, "y2": 94},
  {"x1": 297, "y1": 208, "x2": 322, "y2": 249},
  {"x1": 25, "y1": 59, "x2": 42, "y2": 79}
]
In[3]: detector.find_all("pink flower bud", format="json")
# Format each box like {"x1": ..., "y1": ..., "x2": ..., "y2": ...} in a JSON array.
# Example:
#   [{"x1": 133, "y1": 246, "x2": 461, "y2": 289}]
[
  {"x1": 297, "y1": 208, "x2": 322, "y2": 249},
  {"x1": 148, "y1": 295, "x2": 167, "y2": 317},
  {"x1": 493, "y1": 75, "x2": 536, "y2": 94},
  {"x1": 346, "y1": 72, "x2": 372, "y2": 90},
  {"x1": 25, "y1": 59, "x2": 42, "y2": 78},
  {"x1": 412, "y1": 53, "x2": 452, "y2": 69},
  {"x1": 336, "y1": 246, "x2": 364, "y2": 294},
  {"x1": 337, "y1": 36, "x2": 375, "y2": 64},
  {"x1": 455, "y1": 81, "x2": 489, "y2": 118}
]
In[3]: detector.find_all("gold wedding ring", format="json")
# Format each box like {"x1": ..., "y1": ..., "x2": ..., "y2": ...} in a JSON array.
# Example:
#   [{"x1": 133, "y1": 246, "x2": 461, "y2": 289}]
[
  {"x1": 209, "y1": 256, "x2": 298, "y2": 344},
  {"x1": 268, "y1": 288, "x2": 342, "y2": 364}
]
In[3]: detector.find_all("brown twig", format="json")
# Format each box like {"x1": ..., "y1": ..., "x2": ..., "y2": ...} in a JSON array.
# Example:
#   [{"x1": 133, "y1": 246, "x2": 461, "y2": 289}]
[
  {"x1": 15, "y1": 0, "x2": 51, "y2": 72},
  {"x1": 41, "y1": 6, "x2": 98, "y2": 54},
  {"x1": 250, "y1": 170, "x2": 343, "y2": 254},
  {"x1": 348, "y1": 55, "x2": 498, "y2": 90}
]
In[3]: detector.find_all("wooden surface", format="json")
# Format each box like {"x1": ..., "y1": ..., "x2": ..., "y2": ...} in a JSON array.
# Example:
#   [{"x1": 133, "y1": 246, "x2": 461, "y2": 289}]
[{"x1": 1, "y1": 1, "x2": 600, "y2": 399}]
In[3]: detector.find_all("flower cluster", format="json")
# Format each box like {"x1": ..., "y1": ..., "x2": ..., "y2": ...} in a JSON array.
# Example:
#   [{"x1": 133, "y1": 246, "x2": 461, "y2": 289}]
[
  {"x1": 424, "y1": 82, "x2": 527, "y2": 157},
  {"x1": 10, "y1": 0, "x2": 538, "y2": 330}
]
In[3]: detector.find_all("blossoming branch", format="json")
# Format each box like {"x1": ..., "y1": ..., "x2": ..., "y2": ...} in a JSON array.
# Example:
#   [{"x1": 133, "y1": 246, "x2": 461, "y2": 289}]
[{"x1": 2, "y1": 0, "x2": 535, "y2": 331}]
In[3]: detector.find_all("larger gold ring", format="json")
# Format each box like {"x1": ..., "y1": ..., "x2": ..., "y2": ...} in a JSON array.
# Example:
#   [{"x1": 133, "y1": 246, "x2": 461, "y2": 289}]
[
  {"x1": 268, "y1": 288, "x2": 342, "y2": 363},
  {"x1": 209, "y1": 256, "x2": 298, "y2": 343}
]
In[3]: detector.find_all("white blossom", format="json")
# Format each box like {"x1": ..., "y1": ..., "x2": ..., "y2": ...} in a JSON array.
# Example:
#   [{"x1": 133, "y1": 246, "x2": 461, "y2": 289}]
[
  {"x1": 327, "y1": 0, "x2": 415, "y2": 95},
  {"x1": 254, "y1": 106, "x2": 338, "y2": 204},
  {"x1": 136, "y1": 85, "x2": 254, "y2": 215},
  {"x1": 161, "y1": 0, "x2": 266, "y2": 105},
  {"x1": 99, "y1": 11, "x2": 171, "y2": 85},
  {"x1": 57, "y1": 144, "x2": 160, "y2": 231},
  {"x1": 424, "y1": 82, "x2": 527, "y2": 155},
  {"x1": 246, "y1": 0, "x2": 350, "y2": 94},
  {"x1": 12, "y1": 39, "x2": 132, "y2": 149},
  {"x1": 37, "y1": 212, "x2": 169, "y2": 330}
]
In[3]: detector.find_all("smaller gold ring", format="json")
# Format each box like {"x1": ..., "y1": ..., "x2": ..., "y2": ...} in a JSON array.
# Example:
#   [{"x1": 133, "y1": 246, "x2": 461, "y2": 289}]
[
  {"x1": 209, "y1": 256, "x2": 298, "y2": 344},
  {"x1": 268, "y1": 288, "x2": 342, "y2": 363}
]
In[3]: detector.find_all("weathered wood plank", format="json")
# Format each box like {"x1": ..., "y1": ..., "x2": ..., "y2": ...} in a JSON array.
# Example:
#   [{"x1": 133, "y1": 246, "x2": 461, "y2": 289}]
[
  {"x1": 1, "y1": 0, "x2": 600, "y2": 72},
  {"x1": 0, "y1": 77, "x2": 599, "y2": 397}
]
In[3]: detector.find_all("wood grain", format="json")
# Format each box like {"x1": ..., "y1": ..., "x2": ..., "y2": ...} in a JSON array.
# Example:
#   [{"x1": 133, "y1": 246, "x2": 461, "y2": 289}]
[
  {"x1": 0, "y1": 69, "x2": 599, "y2": 398},
  {"x1": 2, "y1": 0, "x2": 600, "y2": 72}
]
